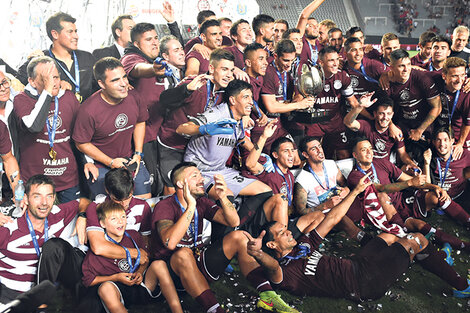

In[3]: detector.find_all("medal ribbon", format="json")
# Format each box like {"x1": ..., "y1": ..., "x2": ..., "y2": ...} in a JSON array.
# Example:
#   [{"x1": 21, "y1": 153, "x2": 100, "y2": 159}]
[
  {"x1": 205, "y1": 80, "x2": 219, "y2": 110},
  {"x1": 25, "y1": 211, "x2": 48, "y2": 257},
  {"x1": 356, "y1": 163, "x2": 380, "y2": 184},
  {"x1": 350, "y1": 63, "x2": 379, "y2": 84},
  {"x1": 308, "y1": 163, "x2": 330, "y2": 190},
  {"x1": 274, "y1": 164, "x2": 293, "y2": 206},
  {"x1": 272, "y1": 61, "x2": 287, "y2": 101},
  {"x1": 175, "y1": 195, "x2": 199, "y2": 249},
  {"x1": 106, "y1": 231, "x2": 141, "y2": 273},
  {"x1": 48, "y1": 49, "x2": 80, "y2": 94},
  {"x1": 282, "y1": 245, "x2": 310, "y2": 260},
  {"x1": 46, "y1": 97, "x2": 59, "y2": 152},
  {"x1": 436, "y1": 150, "x2": 453, "y2": 188},
  {"x1": 306, "y1": 40, "x2": 318, "y2": 65}
]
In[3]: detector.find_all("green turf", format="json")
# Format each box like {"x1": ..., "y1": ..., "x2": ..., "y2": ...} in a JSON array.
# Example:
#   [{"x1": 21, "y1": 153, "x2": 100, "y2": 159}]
[{"x1": 49, "y1": 212, "x2": 470, "y2": 313}]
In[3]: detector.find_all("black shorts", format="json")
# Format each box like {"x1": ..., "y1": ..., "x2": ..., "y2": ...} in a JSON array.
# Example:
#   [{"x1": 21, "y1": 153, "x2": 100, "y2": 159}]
[
  {"x1": 157, "y1": 141, "x2": 184, "y2": 187},
  {"x1": 352, "y1": 237, "x2": 410, "y2": 301}
]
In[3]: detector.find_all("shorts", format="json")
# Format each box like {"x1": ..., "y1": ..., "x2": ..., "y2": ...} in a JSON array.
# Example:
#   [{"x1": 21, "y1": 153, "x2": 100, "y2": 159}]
[
  {"x1": 352, "y1": 237, "x2": 410, "y2": 301},
  {"x1": 99, "y1": 281, "x2": 161, "y2": 313},
  {"x1": 157, "y1": 140, "x2": 184, "y2": 187},
  {"x1": 303, "y1": 115, "x2": 350, "y2": 150},
  {"x1": 396, "y1": 189, "x2": 427, "y2": 220},
  {"x1": 202, "y1": 167, "x2": 257, "y2": 197},
  {"x1": 88, "y1": 161, "x2": 151, "y2": 200}
]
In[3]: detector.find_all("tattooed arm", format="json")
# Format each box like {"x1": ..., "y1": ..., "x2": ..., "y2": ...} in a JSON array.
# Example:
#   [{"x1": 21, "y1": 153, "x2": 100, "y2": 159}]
[{"x1": 294, "y1": 182, "x2": 310, "y2": 216}]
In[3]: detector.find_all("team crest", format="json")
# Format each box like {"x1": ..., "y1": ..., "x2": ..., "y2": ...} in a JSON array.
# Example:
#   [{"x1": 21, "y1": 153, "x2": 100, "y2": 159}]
[
  {"x1": 115, "y1": 113, "x2": 128, "y2": 128},
  {"x1": 47, "y1": 114, "x2": 63, "y2": 130},
  {"x1": 333, "y1": 80, "x2": 342, "y2": 89},
  {"x1": 350, "y1": 76, "x2": 359, "y2": 88},
  {"x1": 237, "y1": 3, "x2": 247, "y2": 15},
  {"x1": 197, "y1": 0, "x2": 210, "y2": 11},
  {"x1": 324, "y1": 84, "x2": 330, "y2": 92},
  {"x1": 117, "y1": 259, "x2": 130, "y2": 272},
  {"x1": 280, "y1": 184, "x2": 287, "y2": 196},
  {"x1": 399, "y1": 89, "x2": 410, "y2": 101},
  {"x1": 277, "y1": 84, "x2": 284, "y2": 96},
  {"x1": 375, "y1": 139, "x2": 386, "y2": 152}
]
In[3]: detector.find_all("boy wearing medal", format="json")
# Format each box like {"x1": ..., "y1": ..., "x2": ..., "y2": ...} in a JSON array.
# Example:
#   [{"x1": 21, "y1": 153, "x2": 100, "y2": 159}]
[{"x1": 82, "y1": 200, "x2": 183, "y2": 313}]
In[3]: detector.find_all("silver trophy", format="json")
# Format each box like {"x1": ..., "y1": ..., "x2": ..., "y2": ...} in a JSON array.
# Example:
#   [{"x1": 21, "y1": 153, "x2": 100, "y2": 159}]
[{"x1": 291, "y1": 63, "x2": 329, "y2": 124}]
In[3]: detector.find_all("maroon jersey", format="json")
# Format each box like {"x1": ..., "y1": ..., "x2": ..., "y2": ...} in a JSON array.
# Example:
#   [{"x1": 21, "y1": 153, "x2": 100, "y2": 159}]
[
  {"x1": 224, "y1": 45, "x2": 245, "y2": 69},
  {"x1": 357, "y1": 119, "x2": 405, "y2": 161},
  {"x1": 430, "y1": 149, "x2": 469, "y2": 199},
  {"x1": 121, "y1": 53, "x2": 166, "y2": 143},
  {"x1": 410, "y1": 53, "x2": 428, "y2": 66},
  {"x1": 0, "y1": 201, "x2": 78, "y2": 292},
  {"x1": 364, "y1": 48, "x2": 382, "y2": 61},
  {"x1": 81, "y1": 230, "x2": 145, "y2": 287},
  {"x1": 386, "y1": 69, "x2": 439, "y2": 130},
  {"x1": 274, "y1": 230, "x2": 358, "y2": 298},
  {"x1": 257, "y1": 168, "x2": 294, "y2": 200},
  {"x1": 86, "y1": 196, "x2": 152, "y2": 236},
  {"x1": 72, "y1": 90, "x2": 148, "y2": 167},
  {"x1": 313, "y1": 70, "x2": 354, "y2": 118},
  {"x1": 344, "y1": 57, "x2": 386, "y2": 97},
  {"x1": 14, "y1": 90, "x2": 80, "y2": 191},
  {"x1": 300, "y1": 36, "x2": 319, "y2": 65},
  {"x1": 0, "y1": 120, "x2": 11, "y2": 154},
  {"x1": 185, "y1": 50, "x2": 210, "y2": 75},
  {"x1": 151, "y1": 195, "x2": 219, "y2": 260},
  {"x1": 420, "y1": 61, "x2": 443, "y2": 73},
  {"x1": 261, "y1": 63, "x2": 295, "y2": 109},
  {"x1": 158, "y1": 80, "x2": 224, "y2": 150},
  {"x1": 184, "y1": 35, "x2": 233, "y2": 55}
]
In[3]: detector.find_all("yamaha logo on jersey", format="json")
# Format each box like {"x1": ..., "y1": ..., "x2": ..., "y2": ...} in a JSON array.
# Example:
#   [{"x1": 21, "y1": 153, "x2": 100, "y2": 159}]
[
  {"x1": 324, "y1": 84, "x2": 330, "y2": 92},
  {"x1": 399, "y1": 89, "x2": 410, "y2": 101},
  {"x1": 47, "y1": 114, "x2": 63, "y2": 130},
  {"x1": 333, "y1": 80, "x2": 342, "y2": 90},
  {"x1": 117, "y1": 258, "x2": 130, "y2": 272},
  {"x1": 375, "y1": 138, "x2": 386, "y2": 152},
  {"x1": 350, "y1": 76, "x2": 359, "y2": 88},
  {"x1": 115, "y1": 113, "x2": 128, "y2": 128}
]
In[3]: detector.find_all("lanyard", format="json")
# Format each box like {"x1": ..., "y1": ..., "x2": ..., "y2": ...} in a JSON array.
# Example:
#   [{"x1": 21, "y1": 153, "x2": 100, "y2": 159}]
[
  {"x1": 175, "y1": 195, "x2": 199, "y2": 248},
  {"x1": 447, "y1": 90, "x2": 460, "y2": 125},
  {"x1": 228, "y1": 107, "x2": 245, "y2": 168},
  {"x1": 205, "y1": 80, "x2": 219, "y2": 110},
  {"x1": 306, "y1": 40, "x2": 318, "y2": 65},
  {"x1": 356, "y1": 163, "x2": 380, "y2": 184},
  {"x1": 381, "y1": 56, "x2": 389, "y2": 68},
  {"x1": 25, "y1": 211, "x2": 48, "y2": 257},
  {"x1": 428, "y1": 62, "x2": 435, "y2": 72},
  {"x1": 46, "y1": 97, "x2": 59, "y2": 150},
  {"x1": 48, "y1": 49, "x2": 80, "y2": 94},
  {"x1": 308, "y1": 163, "x2": 330, "y2": 190},
  {"x1": 272, "y1": 62, "x2": 287, "y2": 101},
  {"x1": 350, "y1": 63, "x2": 379, "y2": 84},
  {"x1": 274, "y1": 164, "x2": 292, "y2": 206},
  {"x1": 282, "y1": 245, "x2": 310, "y2": 260},
  {"x1": 106, "y1": 231, "x2": 141, "y2": 273},
  {"x1": 436, "y1": 150, "x2": 453, "y2": 188}
]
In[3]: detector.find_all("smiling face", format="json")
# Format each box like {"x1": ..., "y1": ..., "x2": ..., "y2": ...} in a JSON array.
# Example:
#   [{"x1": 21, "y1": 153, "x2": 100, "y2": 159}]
[
  {"x1": 233, "y1": 22, "x2": 253, "y2": 47},
  {"x1": 419, "y1": 41, "x2": 433, "y2": 59},
  {"x1": 99, "y1": 67, "x2": 129, "y2": 104},
  {"x1": 373, "y1": 105, "x2": 394, "y2": 131},
  {"x1": 202, "y1": 26, "x2": 223, "y2": 49},
  {"x1": 275, "y1": 52, "x2": 296, "y2": 72},
  {"x1": 272, "y1": 142, "x2": 295, "y2": 170},
  {"x1": 318, "y1": 24, "x2": 329, "y2": 45},
  {"x1": 288, "y1": 32, "x2": 303, "y2": 55},
  {"x1": 230, "y1": 88, "x2": 253, "y2": 119},
  {"x1": 346, "y1": 41, "x2": 364, "y2": 65},
  {"x1": 25, "y1": 183, "x2": 55, "y2": 221},
  {"x1": 134, "y1": 29, "x2": 159, "y2": 59},
  {"x1": 100, "y1": 209, "x2": 127, "y2": 239},
  {"x1": 353, "y1": 140, "x2": 374, "y2": 166},
  {"x1": 210, "y1": 59, "x2": 234, "y2": 89},
  {"x1": 274, "y1": 22, "x2": 288, "y2": 43},
  {"x1": 181, "y1": 166, "x2": 205, "y2": 198},
  {"x1": 319, "y1": 51, "x2": 339, "y2": 77},
  {"x1": 443, "y1": 66, "x2": 466, "y2": 92},
  {"x1": 433, "y1": 131, "x2": 454, "y2": 158},
  {"x1": 382, "y1": 39, "x2": 400, "y2": 62},
  {"x1": 391, "y1": 57, "x2": 411, "y2": 83},
  {"x1": 268, "y1": 222, "x2": 297, "y2": 256},
  {"x1": 53, "y1": 21, "x2": 78, "y2": 51},
  {"x1": 305, "y1": 19, "x2": 319, "y2": 39},
  {"x1": 303, "y1": 139, "x2": 325, "y2": 164},
  {"x1": 162, "y1": 39, "x2": 186, "y2": 68},
  {"x1": 0, "y1": 72, "x2": 11, "y2": 102},
  {"x1": 246, "y1": 48, "x2": 268, "y2": 77}
]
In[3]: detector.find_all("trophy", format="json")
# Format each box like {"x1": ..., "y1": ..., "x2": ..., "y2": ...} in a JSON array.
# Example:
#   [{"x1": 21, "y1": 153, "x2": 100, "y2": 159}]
[{"x1": 290, "y1": 63, "x2": 329, "y2": 124}]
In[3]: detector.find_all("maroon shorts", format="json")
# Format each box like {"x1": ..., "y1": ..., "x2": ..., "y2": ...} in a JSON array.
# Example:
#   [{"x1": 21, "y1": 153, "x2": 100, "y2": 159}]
[{"x1": 303, "y1": 114, "x2": 349, "y2": 150}]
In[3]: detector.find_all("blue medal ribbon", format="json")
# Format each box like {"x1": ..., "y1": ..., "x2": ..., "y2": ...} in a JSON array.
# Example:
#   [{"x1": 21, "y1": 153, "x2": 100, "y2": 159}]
[
  {"x1": 25, "y1": 211, "x2": 48, "y2": 257},
  {"x1": 428, "y1": 62, "x2": 435, "y2": 72},
  {"x1": 356, "y1": 163, "x2": 380, "y2": 184},
  {"x1": 106, "y1": 231, "x2": 141, "y2": 273},
  {"x1": 306, "y1": 40, "x2": 318, "y2": 65},
  {"x1": 447, "y1": 90, "x2": 460, "y2": 127},
  {"x1": 274, "y1": 164, "x2": 293, "y2": 206},
  {"x1": 350, "y1": 63, "x2": 379, "y2": 84},
  {"x1": 272, "y1": 61, "x2": 287, "y2": 101},
  {"x1": 48, "y1": 49, "x2": 80, "y2": 94},
  {"x1": 436, "y1": 150, "x2": 453, "y2": 188},
  {"x1": 46, "y1": 97, "x2": 59, "y2": 151},
  {"x1": 282, "y1": 245, "x2": 310, "y2": 260},
  {"x1": 228, "y1": 107, "x2": 245, "y2": 168},
  {"x1": 205, "y1": 80, "x2": 219, "y2": 110},
  {"x1": 174, "y1": 195, "x2": 199, "y2": 249},
  {"x1": 308, "y1": 163, "x2": 330, "y2": 190}
]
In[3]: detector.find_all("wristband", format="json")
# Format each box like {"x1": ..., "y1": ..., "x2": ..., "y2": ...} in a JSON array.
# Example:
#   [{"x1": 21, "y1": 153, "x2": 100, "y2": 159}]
[
  {"x1": 78, "y1": 212, "x2": 87, "y2": 218},
  {"x1": 134, "y1": 151, "x2": 144, "y2": 158},
  {"x1": 109, "y1": 159, "x2": 114, "y2": 167}
]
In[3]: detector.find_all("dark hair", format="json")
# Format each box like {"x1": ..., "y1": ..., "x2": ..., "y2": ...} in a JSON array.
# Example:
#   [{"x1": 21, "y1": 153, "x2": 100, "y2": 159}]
[
  {"x1": 230, "y1": 19, "x2": 250, "y2": 39},
  {"x1": 299, "y1": 136, "x2": 322, "y2": 153},
  {"x1": 442, "y1": 56, "x2": 467, "y2": 75},
  {"x1": 111, "y1": 15, "x2": 133, "y2": 40},
  {"x1": 27, "y1": 56, "x2": 57, "y2": 79},
  {"x1": 274, "y1": 19, "x2": 289, "y2": 29},
  {"x1": 170, "y1": 162, "x2": 198, "y2": 186},
  {"x1": 218, "y1": 17, "x2": 232, "y2": 24},
  {"x1": 93, "y1": 57, "x2": 123, "y2": 82},
  {"x1": 431, "y1": 35, "x2": 452, "y2": 49},
  {"x1": 46, "y1": 12, "x2": 76, "y2": 41},
  {"x1": 351, "y1": 136, "x2": 370, "y2": 153},
  {"x1": 252, "y1": 14, "x2": 275, "y2": 36},
  {"x1": 271, "y1": 137, "x2": 294, "y2": 156},
  {"x1": 197, "y1": 10, "x2": 216, "y2": 25},
  {"x1": 390, "y1": 49, "x2": 409, "y2": 63},
  {"x1": 275, "y1": 39, "x2": 296, "y2": 56},
  {"x1": 319, "y1": 46, "x2": 339, "y2": 60},
  {"x1": 130, "y1": 22, "x2": 156, "y2": 43},
  {"x1": 210, "y1": 48, "x2": 235, "y2": 65},
  {"x1": 344, "y1": 37, "x2": 361, "y2": 51},
  {"x1": 419, "y1": 31, "x2": 436, "y2": 45},
  {"x1": 260, "y1": 221, "x2": 279, "y2": 257},
  {"x1": 328, "y1": 27, "x2": 342, "y2": 37},
  {"x1": 433, "y1": 127, "x2": 454, "y2": 140},
  {"x1": 104, "y1": 168, "x2": 134, "y2": 201},
  {"x1": 96, "y1": 200, "x2": 125, "y2": 222},
  {"x1": 223, "y1": 79, "x2": 252, "y2": 103},
  {"x1": 374, "y1": 97, "x2": 394, "y2": 111},
  {"x1": 243, "y1": 42, "x2": 265, "y2": 60},
  {"x1": 25, "y1": 174, "x2": 56, "y2": 195},
  {"x1": 200, "y1": 19, "x2": 220, "y2": 35},
  {"x1": 345, "y1": 26, "x2": 363, "y2": 39},
  {"x1": 282, "y1": 28, "x2": 301, "y2": 40}
]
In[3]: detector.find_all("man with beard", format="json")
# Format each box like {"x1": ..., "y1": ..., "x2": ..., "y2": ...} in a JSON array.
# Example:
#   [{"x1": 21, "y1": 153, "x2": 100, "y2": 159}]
[
  {"x1": 296, "y1": 0, "x2": 325, "y2": 65},
  {"x1": 252, "y1": 14, "x2": 276, "y2": 60}
]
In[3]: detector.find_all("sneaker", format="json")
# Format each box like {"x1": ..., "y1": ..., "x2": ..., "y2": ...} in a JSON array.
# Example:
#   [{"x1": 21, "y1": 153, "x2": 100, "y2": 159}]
[
  {"x1": 257, "y1": 290, "x2": 300, "y2": 313},
  {"x1": 454, "y1": 279, "x2": 470, "y2": 298},
  {"x1": 441, "y1": 242, "x2": 454, "y2": 266}
]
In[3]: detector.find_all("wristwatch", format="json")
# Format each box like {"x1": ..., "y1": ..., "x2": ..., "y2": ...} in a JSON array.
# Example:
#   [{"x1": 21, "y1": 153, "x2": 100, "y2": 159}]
[{"x1": 78, "y1": 212, "x2": 87, "y2": 219}]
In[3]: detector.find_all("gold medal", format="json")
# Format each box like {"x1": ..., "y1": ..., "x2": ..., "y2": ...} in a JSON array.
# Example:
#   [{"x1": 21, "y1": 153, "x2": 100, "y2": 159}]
[
  {"x1": 49, "y1": 147, "x2": 57, "y2": 160},
  {"x1": 75, "y1": 92, "x2": 82, "y2": 103},
  {"x1": 194, "y1": 247, "x2": 201, "y2": 256}
]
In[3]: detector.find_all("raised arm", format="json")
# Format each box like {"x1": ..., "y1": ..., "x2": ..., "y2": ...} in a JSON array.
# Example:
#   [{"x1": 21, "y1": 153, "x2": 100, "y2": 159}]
[
  {"x1": 261, "y1": 94, "x2": 314, "y2": 114},
  {"x1": 296, "y1": 0, "x2": 326, "y2": 36},
  {"x1": 245, "y1": 120, "x2": 277, "y2": 174}
]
